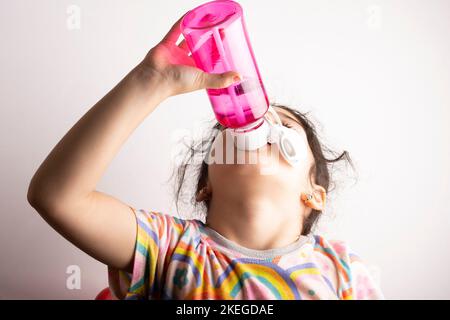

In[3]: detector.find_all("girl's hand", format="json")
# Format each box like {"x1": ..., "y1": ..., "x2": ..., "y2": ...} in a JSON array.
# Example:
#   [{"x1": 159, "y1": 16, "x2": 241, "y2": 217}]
[{"x1": 137, "y1": 16, "x2": 241, "y2": 99}]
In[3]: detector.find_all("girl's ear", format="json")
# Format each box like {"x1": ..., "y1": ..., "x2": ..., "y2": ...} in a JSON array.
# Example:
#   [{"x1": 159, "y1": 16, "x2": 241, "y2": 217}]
[
  {"x1": 301, "y1": 185, "x2": 326, "y2": 211},
  {"x1": 195, "y1": 182, "x2": 212, "y2": 203}
]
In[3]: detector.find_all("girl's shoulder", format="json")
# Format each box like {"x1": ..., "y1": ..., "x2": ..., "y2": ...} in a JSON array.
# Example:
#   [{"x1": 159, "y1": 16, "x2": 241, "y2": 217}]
[
  {"x1": 133, "y1": 208, "x2": 192, "y2": 231},
  {"x1": 311, "y1": 234, "x2": 362, "y2": 263},
  {"x1": 132, "y1": 208, "x2": 210, "y2": 244},
  {"x1": 311, "y1": 233, "x2": 379, "y2": 270},
  {"x1": 310, "y1": 234, "x2": 383, "y2": 299}
]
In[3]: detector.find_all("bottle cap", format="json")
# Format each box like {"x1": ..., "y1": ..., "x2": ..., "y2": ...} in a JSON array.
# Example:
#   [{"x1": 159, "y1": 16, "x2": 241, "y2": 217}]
[{"x1": 229, "y1": 119, "x2": 270, "y2": 151}]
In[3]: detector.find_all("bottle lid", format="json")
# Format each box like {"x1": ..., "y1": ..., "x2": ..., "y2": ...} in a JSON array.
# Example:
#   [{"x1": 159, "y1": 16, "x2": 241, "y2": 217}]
[{"x1": 229, "y1": 119, "x2": 270, "y2": 151}]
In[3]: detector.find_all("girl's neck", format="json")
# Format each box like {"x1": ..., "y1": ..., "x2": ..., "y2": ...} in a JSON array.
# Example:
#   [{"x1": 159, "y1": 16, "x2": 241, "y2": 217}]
[{"x1": 205, "y1": 191, "x2": 304, "y2": 251}]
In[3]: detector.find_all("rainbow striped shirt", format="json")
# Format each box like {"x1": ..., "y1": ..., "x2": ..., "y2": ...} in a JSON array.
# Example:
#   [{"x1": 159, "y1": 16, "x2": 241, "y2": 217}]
[{"x1": 108, "y1": 208, "x2": 384, "y2": 300}]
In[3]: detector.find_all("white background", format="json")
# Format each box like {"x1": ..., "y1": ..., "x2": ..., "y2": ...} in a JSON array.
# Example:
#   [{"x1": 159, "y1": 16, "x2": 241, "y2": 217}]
[{"x1": 0, "y1": 0, "x2": 449, "y2": 299}]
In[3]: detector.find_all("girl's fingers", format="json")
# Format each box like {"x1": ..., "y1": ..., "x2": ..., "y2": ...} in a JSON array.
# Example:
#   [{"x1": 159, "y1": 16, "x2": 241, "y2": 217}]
[
  {"x1": 178, "y1": 39, "x2": 189, "y2": 50},
  {"x1": 177, "y1": 39, "x2": 191, "y2": 54},
  {"x1": 198, "y1": 71, "x2": 241, "y2": 90},
  {"x1": 162, "y1": 14, "x2": 186, "y2": 44},
  {"x1": 180, "y1": 54, "x2": 196, "y2": 68}
]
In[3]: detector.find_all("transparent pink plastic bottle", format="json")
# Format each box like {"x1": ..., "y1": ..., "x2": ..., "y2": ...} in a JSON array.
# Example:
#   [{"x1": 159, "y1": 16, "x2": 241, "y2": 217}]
[{"x1": 181, "y1": 0, "x2": 269, "y2": 129}]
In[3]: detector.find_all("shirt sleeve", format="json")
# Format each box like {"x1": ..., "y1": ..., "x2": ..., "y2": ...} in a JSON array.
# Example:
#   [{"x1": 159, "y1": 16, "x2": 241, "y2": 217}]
[
  {"x1": 349, "y1": 254, "x2": 385, "y2": 300},
  {"x1": 107, "y1": 207, "x2": 185, "y2": 300}
]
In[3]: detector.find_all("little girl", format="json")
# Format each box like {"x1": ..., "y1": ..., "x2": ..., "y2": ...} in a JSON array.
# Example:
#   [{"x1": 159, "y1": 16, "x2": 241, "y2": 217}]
[{"x1": 27, "y1": 16, "x2": 384, "y2": 300}]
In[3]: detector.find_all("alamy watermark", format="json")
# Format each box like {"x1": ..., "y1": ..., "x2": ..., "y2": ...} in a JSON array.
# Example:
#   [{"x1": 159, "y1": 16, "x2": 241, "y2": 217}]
[
  {"x1": 66, "y1": 265, "x2": 81, "y2": 290},
  {"x1": 367, "y1": 5, "x2": 383, "y2": 30},
  {"x1": 169, "y1": 126, "x2": 282, "y2": 176},
  {"x1": 66, "y1": 5, "x2": 81, "y2": 30}
]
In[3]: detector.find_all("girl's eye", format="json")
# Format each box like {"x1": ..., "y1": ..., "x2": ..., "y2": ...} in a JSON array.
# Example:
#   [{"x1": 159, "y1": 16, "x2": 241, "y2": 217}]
[{"x1": 282, "y1": 122, "x2": 293, "y2": 129}]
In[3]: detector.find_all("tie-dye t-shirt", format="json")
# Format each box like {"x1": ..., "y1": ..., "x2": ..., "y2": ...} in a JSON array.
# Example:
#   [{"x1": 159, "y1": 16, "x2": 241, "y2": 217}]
[{"x1": 108, "y1": 208, "x2": 384, "y2": 300}]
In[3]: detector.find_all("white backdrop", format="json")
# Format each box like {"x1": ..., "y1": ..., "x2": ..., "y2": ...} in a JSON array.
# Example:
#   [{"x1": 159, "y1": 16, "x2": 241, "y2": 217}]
[{"x1": 1, "y1": 0, "x2": 449, "y2": 299}]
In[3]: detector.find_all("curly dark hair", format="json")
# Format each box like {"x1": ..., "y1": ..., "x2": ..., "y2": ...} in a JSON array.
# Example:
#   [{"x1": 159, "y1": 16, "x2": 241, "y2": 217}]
[{"x1": 171, "y1": 102, "x2": 353, "y2": 235}]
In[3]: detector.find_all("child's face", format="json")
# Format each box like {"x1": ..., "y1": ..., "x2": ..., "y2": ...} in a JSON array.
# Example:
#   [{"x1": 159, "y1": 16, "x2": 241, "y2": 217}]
[{"x1": 206, "y1": 107, "x2": 315, "y2": 200}]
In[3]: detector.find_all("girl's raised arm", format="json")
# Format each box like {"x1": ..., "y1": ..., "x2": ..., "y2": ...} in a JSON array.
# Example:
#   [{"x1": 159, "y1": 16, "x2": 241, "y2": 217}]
[{"x1": 27, "y1": 16, "x2": 240, "y2": 271}]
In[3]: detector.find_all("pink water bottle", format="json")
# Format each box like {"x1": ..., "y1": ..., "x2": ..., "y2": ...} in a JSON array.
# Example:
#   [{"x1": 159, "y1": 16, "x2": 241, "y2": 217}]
[{"x1": 181, "y1": 0, "x2": 269, "y2": 129}]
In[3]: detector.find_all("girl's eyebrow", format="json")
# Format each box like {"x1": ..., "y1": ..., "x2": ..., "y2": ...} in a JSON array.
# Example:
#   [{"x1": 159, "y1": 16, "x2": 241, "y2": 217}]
[
  {"x1": 278, "y1": 112, "x2": 300, "y2": 125},
  {"x1": 277, "y1": 111, "x2": 306, "y2": 133}
]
